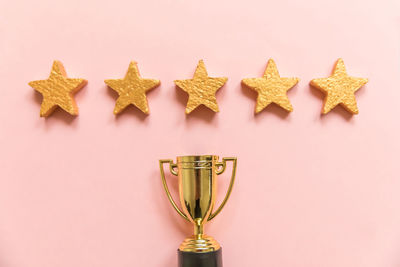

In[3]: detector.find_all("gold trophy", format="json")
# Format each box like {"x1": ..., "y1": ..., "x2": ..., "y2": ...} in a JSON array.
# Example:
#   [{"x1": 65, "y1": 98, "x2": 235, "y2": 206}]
[{"x1": 159, "y1": 155, "x2": 237, "y2": 267}]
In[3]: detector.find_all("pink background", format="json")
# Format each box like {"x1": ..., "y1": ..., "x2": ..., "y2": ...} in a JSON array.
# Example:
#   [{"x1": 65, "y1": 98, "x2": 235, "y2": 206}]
[{"x1": 1, "y1": 0, "x2": 400, "y2": 266}]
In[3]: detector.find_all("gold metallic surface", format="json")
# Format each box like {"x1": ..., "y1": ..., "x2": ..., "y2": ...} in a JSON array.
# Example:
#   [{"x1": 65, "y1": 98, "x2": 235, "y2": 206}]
[
  {"x1": 179, "y1": 235, "x2": 220, "y2": 252},
  {"x1": 159, "y1": 155, "x2": 237, "y2": 252},
  {"x1": 175, "y1": 60, "x2": 227, "y2": 114},
  {"x1": 105, "y1": 61, "x2": 160, "y2": 114},
  {"x1": 242, "y1": 59, "x2": 298, "y2": 113},
  {"x1": 310, "y1": 58, "x2": 368, "y2": 114},
  {"x1": 29, "y1": 61, "x2": 87, "y2": 117}
]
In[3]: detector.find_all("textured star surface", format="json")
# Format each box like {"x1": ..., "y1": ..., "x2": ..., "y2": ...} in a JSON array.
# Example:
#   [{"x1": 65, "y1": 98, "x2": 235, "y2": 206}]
[
  {"x1": 310, "y1": 58, "x2": 368, "y2": 114},
  {"x1": 105, "y1": 62, "x2": 160, "y2": 114},
  {"x1": 29, "y1": 61, "x2": 87, "y2": 117},
  {"x1": 242, "y1": 59, "x2": 299, "y2": 113},
  {"x1": 175, "y1": 60, "x2": 227, "y2": 114}
]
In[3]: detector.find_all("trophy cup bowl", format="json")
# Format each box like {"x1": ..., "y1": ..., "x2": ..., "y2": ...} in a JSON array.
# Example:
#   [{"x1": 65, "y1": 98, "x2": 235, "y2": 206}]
[{"x1": 159, "y1": 155, "x2": 237, "y2": 267}]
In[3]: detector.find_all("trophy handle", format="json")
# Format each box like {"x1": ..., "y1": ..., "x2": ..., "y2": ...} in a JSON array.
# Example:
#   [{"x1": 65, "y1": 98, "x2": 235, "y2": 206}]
[
  {"x1": 208, "y1": 157, "x2": 237, "y2": 221},
  {"x1": 159, "y1": 159, "x2": 190, "y2": 221}
]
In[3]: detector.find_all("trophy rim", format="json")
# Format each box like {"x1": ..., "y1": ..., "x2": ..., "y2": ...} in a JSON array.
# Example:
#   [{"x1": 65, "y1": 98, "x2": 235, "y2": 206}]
[{"x1": 176, "y1": 155, "x2": 219, "y2": 161}]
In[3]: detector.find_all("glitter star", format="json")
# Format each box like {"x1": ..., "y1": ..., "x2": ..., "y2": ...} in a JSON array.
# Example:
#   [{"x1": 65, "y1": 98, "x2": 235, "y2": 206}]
[
  {"x1": 310, "y1": 58, "x2": 368, "y2": 114},
  {"x1": 242, "y1": 59, "x2": 299, "y2": 113},
  {"x1": 29, "y1": 61, "x2": 87, "y2": 117},
  {"x1": 175, "y1": 60, "x2": 227, "y2": 114},
  {"x1": 105, "y1": 61, "x2": 160, "y2": 115}
]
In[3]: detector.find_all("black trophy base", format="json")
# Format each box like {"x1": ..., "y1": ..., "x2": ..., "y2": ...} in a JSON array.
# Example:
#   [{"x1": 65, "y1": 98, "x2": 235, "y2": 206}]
[{"x1": 178, "y1": 248, "x2": 222, "y2": 267}]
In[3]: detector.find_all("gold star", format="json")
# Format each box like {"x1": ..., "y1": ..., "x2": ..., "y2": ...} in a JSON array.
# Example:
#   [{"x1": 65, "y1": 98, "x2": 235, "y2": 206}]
[
  {"x1": 29, "y1": 61, "x2": 87, "y2": 117},
  {"x1": 105, "y1": 61, "x2": 160, "y2": 115},
  {"x1": 310, "y1": 58, "x2": 368, "y2": 114},
  {"x1": 175, "y1": 60, "x2": 227, "y2": 114},
  {"x1": 242, "y1": 59, "x2": 299, "y2": 113}
]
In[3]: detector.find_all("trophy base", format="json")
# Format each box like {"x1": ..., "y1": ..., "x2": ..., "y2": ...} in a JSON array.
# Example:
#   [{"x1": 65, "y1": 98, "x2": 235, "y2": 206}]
[
  {"x1": 178, "y1": 248, "x2": 222, "y2": 267},
  {"x1": 179, "y1": 234, "x2": 220, "y2": 252}
]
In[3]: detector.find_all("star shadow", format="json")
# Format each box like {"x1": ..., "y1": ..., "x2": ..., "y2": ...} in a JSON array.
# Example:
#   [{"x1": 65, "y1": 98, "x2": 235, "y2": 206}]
[
  {"x1": 309, "y1": 84, "x2": 354, "y2": 121},
  {"x1": 32, "y1": 90, "x2": 77, "y2": 124},
  {"x1": 174, "y1": 85, "x2": 217, "y2": 123},
  {"x1": 106, "y1": 85, "x2": 149, "y2": 121},
  {"x1": 240, "y1": 83, "x2": 291, "y2": 120}
]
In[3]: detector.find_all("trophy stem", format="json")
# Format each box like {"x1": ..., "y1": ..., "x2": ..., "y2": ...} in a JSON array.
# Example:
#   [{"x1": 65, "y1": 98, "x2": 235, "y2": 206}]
[{"x1": 194, "y1": 219, "x2": 204, "y2": 239}]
